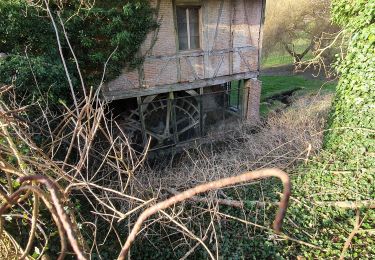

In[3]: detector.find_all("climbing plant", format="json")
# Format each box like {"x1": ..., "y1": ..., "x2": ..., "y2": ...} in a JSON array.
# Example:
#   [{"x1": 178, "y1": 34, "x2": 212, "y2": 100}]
[
  {"x1": 324, "y1": 0, "x2": 375, "y2": 165},
  {"x1": 0, "y1": 0, "x2": 157, "y2": 104},
  {"x1": 286, "y1": 1, "x2": 375, "y2": 258}
]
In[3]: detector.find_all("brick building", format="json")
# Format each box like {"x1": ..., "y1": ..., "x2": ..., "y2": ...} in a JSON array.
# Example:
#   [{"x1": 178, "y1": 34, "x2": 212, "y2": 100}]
[{"x1": 104, "y1": 0, "x2": 266, "y2": 150}]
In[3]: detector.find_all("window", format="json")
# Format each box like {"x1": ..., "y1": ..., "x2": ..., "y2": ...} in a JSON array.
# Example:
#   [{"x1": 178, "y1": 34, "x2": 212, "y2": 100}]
[
  {"x1": 227, "y1": 80, "x2": 244, "y2": 111},
  {"x1": 176, "y1": 6, "x2": 200, "y2": 50}
]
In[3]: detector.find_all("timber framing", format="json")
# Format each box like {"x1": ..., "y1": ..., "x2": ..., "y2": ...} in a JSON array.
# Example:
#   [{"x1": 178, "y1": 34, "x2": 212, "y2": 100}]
[
  {"x1": 104, "y1": 71, "x2": 258, "y2": 101},
  {"x1": 105, "y1": 0, "x2": 266, "y2": 150},
  {"x1": 144, "y1": 45, "x2": 257, "y2": 61},
  {"x1": 105, "y1": 0, "x2": 264, "y2": 99}
]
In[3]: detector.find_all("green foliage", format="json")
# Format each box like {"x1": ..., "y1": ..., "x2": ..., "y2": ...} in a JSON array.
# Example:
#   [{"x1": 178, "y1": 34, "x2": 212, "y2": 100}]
[
  {"x1": 260, "y1": 75, "x2": 336, "y2": 116},
  {"x1": 283, "y1": 1, "x2": 375, "y2": 257},
  {"x1": 0, "y1": 0, "x2": 157, "y2": 104},
  {"x1": 325, "y1": 0, "x2": 375, "y2": 163},
  {"x1": 275, "y1": 1, "x2": 375, "y2": 258},
  {"x1": 0, "y1": 55, "x2": 70, "y2": 102}
]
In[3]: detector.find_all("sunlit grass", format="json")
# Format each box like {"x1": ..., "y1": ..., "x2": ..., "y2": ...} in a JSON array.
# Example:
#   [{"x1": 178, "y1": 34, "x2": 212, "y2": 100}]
[
  {"x1": 261, "y1": 39, "x2": 314, "y2": 68},
  {"x1": 259, "y1": 75, "x2": 337, "y2": 116}
]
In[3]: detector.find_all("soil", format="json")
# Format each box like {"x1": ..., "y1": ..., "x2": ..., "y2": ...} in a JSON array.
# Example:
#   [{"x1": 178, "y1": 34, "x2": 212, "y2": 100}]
[{"x1": 265, "y1": 87, "x2": 302, "y2": 106}]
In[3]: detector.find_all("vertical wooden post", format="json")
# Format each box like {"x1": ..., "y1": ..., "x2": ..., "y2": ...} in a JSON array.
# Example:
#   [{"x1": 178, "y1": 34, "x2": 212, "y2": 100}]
[
  {"x1": 222, "y1": 83, "x2": 227, "y2": 125},
  {"x1": 172, "y1": 0, "x2": 180, "y2": 83},
  {"x1": 236, "y1": 79, "x2": 243, "y2": 112},
  {"x1": 202, "y1": 1, "x2": 209, "y2": 78},
  {"x1": 258, "y1": 0, "x2": 267, "y2": 72},
  {"x1": 137, "y1": 96, "x2": 148, "y2": 146},
  {"x1": 242, "y1": 79, "x2": 249, "y2": 119},
  {"x1": 169, "y1": 92, "x2": 178, "y2": 145},
  {"x1": 229, "y1": 0, "x2": 235, "y2": 75},
  {"x1": 199, "y1": 87, "x2": 204, "y2": 137},
  {"x1": 177, "y1": 57, "x2": 181, "y2": 82}
]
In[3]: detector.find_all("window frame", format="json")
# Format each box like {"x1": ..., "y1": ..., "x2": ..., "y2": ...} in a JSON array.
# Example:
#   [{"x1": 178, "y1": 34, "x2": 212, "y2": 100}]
[
  {"x1": 174, "y1": 3, "x2": 202, "y2": 51},
  {"x1": 227, "y1": 80, "x2": 245, "y2": 112}
]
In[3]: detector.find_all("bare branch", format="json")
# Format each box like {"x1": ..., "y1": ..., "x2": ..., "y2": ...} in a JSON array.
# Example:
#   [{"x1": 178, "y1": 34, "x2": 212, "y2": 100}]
[{"x1": 118, "y1": 168, "x2": 291, "y2": 260}]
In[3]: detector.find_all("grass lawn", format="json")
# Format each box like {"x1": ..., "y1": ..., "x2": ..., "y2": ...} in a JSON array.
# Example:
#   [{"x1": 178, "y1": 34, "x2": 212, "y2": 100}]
[
  {"x1": 261, "y1": 52, "x2": 314, "y2": 69},
  {"x1": 261, "y1": 39, "x2": 314, "y2": 69},
  {"x1": 259, "y1": 75, "x2": 337, "y2": 116}
]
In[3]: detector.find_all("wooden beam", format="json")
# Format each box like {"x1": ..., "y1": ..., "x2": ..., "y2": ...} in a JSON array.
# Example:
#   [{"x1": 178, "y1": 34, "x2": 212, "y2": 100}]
[
  {"x1": 198, "y1": 87, "x2": 204, "y2": 136},
  {"x1": 170, "y1": 92, "x2": 179, "y2": 144},
  {"x1": 211, "y1": 0, "x2": 224, "y2": 51},
  {"x1": 144, "y1": 45, "x2": 256, "y2": 61},
  {"x1": 243, "y1": 0, "x2": 253, "y2": 45},
  {"x1": 202, "y1": 0, "x2": 209, "y2": 78},
  {"x1": 104, "y1": 71, "x2": 258, "y2": 101},
  {"x1": 137, "y1": 96, "x2": 147, "y2": 146},
  {"x1": 258, "y1": 0, "x2": 267, "y2": 72},
  {"x1": 229, "y1": 0, "x2": 234, "y2": 75}
]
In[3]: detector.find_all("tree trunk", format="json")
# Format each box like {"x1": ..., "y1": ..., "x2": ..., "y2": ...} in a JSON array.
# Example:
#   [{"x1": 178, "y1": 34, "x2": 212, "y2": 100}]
[{"x1": 283, "y1": 40, "x2": 314, "y2": 64}]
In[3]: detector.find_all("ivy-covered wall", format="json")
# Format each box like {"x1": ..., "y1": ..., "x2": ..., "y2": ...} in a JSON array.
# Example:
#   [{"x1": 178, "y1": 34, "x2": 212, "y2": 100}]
[{"x1": 324, "y1": 0, "x2": 375, "y2": 167}]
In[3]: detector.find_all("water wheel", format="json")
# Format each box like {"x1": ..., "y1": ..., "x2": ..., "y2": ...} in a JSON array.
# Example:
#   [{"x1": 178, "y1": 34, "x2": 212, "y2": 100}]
[{"x1": 118, "y1": 90, "x2": 200, "y2": 149}]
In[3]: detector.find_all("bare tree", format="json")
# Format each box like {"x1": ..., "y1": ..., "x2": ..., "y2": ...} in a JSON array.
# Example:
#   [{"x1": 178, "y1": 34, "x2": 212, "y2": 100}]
[{"x1": 263, "y1": 0, "x2": 338, "y2": 65}]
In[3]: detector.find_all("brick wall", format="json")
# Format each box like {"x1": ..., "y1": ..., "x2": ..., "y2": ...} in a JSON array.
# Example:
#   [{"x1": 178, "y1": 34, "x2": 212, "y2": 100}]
[
  {"x1": 107, "y1": 0, "x2": 263, "y2": 93},
  {"x1": 245, "y1": 78, "x2": 261, "y2": 122}
]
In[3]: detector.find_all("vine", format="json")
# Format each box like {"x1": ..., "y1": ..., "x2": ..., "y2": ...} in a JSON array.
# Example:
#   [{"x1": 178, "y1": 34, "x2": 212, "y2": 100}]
[{"x1": 324, "y1": 0, "x2": 375, "y2": 166}]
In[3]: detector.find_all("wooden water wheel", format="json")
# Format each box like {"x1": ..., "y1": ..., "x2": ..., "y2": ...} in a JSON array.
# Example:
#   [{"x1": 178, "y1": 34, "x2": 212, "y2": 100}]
[{"x1": 119, "y1": 90, "x2": 200, "y2": 149}]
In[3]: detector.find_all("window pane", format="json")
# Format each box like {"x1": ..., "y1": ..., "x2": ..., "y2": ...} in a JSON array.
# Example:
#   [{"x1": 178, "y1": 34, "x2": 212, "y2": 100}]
[
  {"x1": 178, "y1": 22, "x2": 188, "y2": 38},
  {"x1": 176, "y1": 7, "x2": 187, "y2": 24},
  {"x1": 190, "y1": 36, "x2": 200, "y2": 49},
  {"x1": 189, "y1": 8, "x2": 199, "y2": 24},
  {"x1": 189, "y1": 8, "x2": 200, "y2": 49},
  {"x1": 229, "y1": 81, "x2": 239, "y2": 109},
  {"x1": 179, "y1": 36, "x2": 189, "y2": 50},
  {"x1": 177, "y1": 7, "x2": 188, "y2": 50}
]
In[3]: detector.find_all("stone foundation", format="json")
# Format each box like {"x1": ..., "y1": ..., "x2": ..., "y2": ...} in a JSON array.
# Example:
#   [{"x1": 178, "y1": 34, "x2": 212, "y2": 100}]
[{"x1": 245, "y1": 78, "x2": 261, "y2": 122}]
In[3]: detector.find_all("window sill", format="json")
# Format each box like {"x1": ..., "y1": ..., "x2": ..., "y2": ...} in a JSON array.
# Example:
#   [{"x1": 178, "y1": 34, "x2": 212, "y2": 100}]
[{"x1": 178, "y1": 49, "x2": 204, "y2": 55}]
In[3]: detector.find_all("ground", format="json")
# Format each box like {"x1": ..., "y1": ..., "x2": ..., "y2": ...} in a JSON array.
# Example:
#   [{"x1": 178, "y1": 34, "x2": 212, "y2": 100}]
[
  {"x1": 259, "y1": 65, "x2": 337, "y2": 116},
  {"x1": 132, "y1": 74, "x2": 339, "y2": 258}
]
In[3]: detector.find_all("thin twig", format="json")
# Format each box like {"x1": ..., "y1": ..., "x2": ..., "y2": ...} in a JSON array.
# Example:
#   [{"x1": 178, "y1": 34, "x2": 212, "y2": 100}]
[
  {"x1": 43, "y1": 0, "x2": 79, "y2": 115},
  {"x1": 339, "y1": 209, "x2": 361, "y2": 260},
  {"x1": 117, "y1": 168, "x2": 291, "y2": 260}
]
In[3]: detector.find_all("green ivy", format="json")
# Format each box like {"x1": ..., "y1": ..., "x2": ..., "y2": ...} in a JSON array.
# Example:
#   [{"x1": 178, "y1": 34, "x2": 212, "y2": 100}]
[
  {"x1": 0, "y1": 0, "x2": 157, "y2": 104},
  {"x1": 324, "y1": 0, "x2": 375, "y2": 166}
]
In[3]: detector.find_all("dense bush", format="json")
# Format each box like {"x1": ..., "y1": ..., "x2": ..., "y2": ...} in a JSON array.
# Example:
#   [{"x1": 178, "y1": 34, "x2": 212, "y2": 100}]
[
  {"x1": 0, "y1": 0, "x2": 373, "y2": 259},
  {"x1": 0, "y1": 0, "x2": 157, "y2": 104},
  {"x1": 284, "y1": 1, "x2": 375, "y2": 258},
  {"x1": 324, "y1": 0, "x2": 375, "y2": 163}
]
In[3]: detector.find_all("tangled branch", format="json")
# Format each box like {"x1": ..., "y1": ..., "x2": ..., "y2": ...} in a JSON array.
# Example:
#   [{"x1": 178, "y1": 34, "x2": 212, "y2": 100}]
[{"x1": 118, "y1": 168, "x2": 291, "y2": 260}]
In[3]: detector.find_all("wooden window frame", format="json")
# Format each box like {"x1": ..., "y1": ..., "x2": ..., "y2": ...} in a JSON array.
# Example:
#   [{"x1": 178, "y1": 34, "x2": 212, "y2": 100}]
[
  {"x1": 227, "y1": 80, "x2": 245, "y2": 113},
  {"x1": 174, "y1": 4, "x2": 202, "y2": 51}
]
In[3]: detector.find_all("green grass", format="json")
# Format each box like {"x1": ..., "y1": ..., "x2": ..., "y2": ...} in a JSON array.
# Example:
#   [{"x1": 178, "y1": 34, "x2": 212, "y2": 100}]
[
  {"x1": 261, "y1": 39, "x2": 314, "y2": 69},
  {"x1": 261, "y1": 53, "x2": 296, "y2": 68},
  {"x1": 259, "y1": 75, "x2": 337, "y2": 116},
  {"x1": 261, "y1": 52, "x2": 314, "y2": 69}
]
